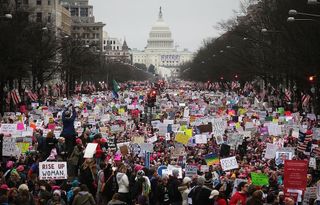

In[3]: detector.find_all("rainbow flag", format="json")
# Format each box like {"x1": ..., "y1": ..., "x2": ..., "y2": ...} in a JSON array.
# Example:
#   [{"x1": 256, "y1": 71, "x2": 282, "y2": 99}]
[{"x1": 205, "y1": 153, "x2": 219, "y2": 166}]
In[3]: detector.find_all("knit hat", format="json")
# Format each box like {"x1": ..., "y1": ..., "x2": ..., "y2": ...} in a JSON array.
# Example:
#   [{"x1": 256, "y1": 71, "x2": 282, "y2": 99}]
[
  {"x1": 182, "y1": 177, "x2": 192, "y2": 185},
  {"x1": 76, "y1": 138, "x2": 82, "y2": 145},
  {"x1": 6, "y1": 161, "x2": 14, "y2": 169},
  {"x1": 209, "y1": 190, "x2": 219, "y2": 199},
  {"x1": 16, "y1": 165, "x2": 24, "y2": 172},
  {"x1": 0, "y1": 184, "x2": 9, "y2": 191},
  {"x1": 72, "y1": 179, "x2": 80, "y2": 187},
  {"x1": 53, "y1": 190, "x2": 61, "y2": 197},
  {"x1": 18, "y1": 184, "x2": 29, "y2": 192}
]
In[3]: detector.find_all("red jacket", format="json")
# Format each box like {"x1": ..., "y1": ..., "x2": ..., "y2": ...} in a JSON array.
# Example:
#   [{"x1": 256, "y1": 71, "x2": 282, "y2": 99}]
[
  {"x1": 229, "y1": 192, "x2": 247, "y2": 205},
  {"x1": 216, "y1": 198, "x2": 227, "y2": 205}
]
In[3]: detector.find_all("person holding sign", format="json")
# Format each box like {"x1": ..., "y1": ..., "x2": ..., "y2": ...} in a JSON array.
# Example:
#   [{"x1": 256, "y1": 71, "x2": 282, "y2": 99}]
[{"x1": 61, "y1": 104, "x2": 77, "y2": 157}]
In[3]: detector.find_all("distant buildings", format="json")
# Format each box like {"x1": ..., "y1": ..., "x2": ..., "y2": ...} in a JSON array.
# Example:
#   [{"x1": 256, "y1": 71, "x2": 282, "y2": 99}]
[
  {"x1": 104, "y1": 34, "x2": 131, "y2": 64},
  {"x1": 131, "y1": 7, "x2": 193, "y2": 76},
  {"x1": 61, "y1": 0, "x2": 105, "y2": 52},
  {"x1": 8, "y1": 0, "x2": 72, "y2": 36}
]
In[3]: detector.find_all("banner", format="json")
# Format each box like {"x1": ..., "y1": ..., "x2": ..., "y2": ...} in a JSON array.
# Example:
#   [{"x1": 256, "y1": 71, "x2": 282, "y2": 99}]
[
  {"x1": 185, "y1": 165, "x2": 198, "y2": 177},
  {"x1": 39, "y1": 162, "x2": 67, "y2": 180},
  {"x1": 251, "y1": 173, "x2": 269, "y2": 186},
  {"x1": 220, "y1": 156, "x2": 239, "y2": 171},
  {"x1": 284, "y1": 160, "x2": 308, "y2": 190}
]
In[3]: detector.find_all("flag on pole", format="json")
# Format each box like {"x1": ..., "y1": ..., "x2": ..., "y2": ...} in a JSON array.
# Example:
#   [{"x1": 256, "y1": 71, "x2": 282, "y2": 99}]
[
  {"x1": 112, "y1": 80, "x2": 120, "y2": 99},
  {"x1": 205, "y1": 153, "x2": 219, "y2": 166},
  {"x1": 11, "y1": 89, "x2": 21, "y2": 105}
]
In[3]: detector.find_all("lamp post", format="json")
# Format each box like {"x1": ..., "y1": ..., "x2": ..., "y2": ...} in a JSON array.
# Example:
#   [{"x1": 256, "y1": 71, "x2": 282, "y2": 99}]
[
  {"x1": 288, "y1": 9, "x2": 320, "y2": 18},
  {"x1": 287, "y1": 16, "x2": 320, "y2": 23},
  {"x1": 0, "y1": 14, "x2": 12, "y2": 19}
]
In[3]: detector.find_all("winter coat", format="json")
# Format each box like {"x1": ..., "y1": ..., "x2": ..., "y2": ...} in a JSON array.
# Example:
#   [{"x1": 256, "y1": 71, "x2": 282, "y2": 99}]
[
  {"x1": 61, "y1": 109, "x2": 77, "y2": 137},
  {"x1": 116, "y1": 173, "x2": 129, "y2": 193},
  {"x1": 72, "y1": 191, "x2": 95, "y2": 205},
  {"x1": 229, "y1": 192, "x2": 247, "y2": 205}
]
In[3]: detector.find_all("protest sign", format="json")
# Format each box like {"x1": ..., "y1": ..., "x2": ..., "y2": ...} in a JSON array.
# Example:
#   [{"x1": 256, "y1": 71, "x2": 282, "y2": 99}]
[
  {"x1": 84, "y1": 143, "x2": 98, "y2": 158},
  {"x1": 145, "y1": 152, "x2": 151, "y2": 169},
  {"x1": 185, "y1": 165, "x2": 198, "y2": 177},
  {"x1": 106, "y1": 135, "x2": 116, "y2": 150},
  {"x1": 251, "y1": 173, "x2": 269, "y2": 186},
  {"x1": 139, "y1": 143, "x2": 154, "y2": 153},
  {"x1": 0, "y1": 124, "x2": 17, "y2": 134},
  {"x1": 39, "y1": 162, "x2": 67, "y2": 180},
  {"x1": 16, "y1": 142, "x2": 30, "y2": 154},
  {"x1": 220, "y1": 156, "x2": 239, "y2": 171},
  {"x1": 303, "y1": 187, "x2": 317, "y2": 205},
  {"x1": 175, "y1": 132, "x2": 191, "y2": 145},
  {"x1": 212, "y1": 119, "x2": 227, "y2": 137},
  {"x1": 133, "y1": 136, "x2": 144, "y2": 144},
  {"x1": 275, "y1": 152, "x2": 293, "y2": 166},
  {"x1": 167, "y1": 164, "x2": 183, "y2": 178},
  {"x1": 195, "y1": 134, "x2": 207, "y2": 144},
  {"x1": 284, "y1": 160, "x2": 308, "y2": 190},
  {"x1": 264, "y1": 143, "x2": 278, "y2": 159},
  {"x1": 157, "y1": 165, "x2": 167, "y2": 177},
  {"x1": 2, "y1": 137, "x2": 17, "y2": 156}
]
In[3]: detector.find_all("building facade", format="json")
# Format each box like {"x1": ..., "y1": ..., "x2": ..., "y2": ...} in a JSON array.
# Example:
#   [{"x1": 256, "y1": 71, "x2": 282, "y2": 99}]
[
  {"x1": 131, "y1": 7, "x2": 193, "y2": 75},
  {"x1": 104, "y1": 35, "x2": 131, "y2": 64},
  {"x1": 13, "y1": 0, "x2": 72, "y2": 35},
  {"x1": 61, "y1": 0, "x2": 105, "y2": 51}
]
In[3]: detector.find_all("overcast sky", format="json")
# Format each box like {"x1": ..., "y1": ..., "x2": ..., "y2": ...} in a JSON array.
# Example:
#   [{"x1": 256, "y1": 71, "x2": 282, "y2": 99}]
[{"x1": 90, "y1": 0, "x2": 241, "y2": 52}]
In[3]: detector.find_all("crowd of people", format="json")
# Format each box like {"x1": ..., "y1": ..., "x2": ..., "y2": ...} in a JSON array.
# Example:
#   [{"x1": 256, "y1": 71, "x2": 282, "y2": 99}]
[{"x1": 0, "y1": 80, "x2": 319, "y2": 205}]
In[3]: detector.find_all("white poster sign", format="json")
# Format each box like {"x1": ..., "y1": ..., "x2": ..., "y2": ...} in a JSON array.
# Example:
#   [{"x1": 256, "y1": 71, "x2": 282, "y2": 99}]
[
  {"x1": 195, "y1": 134, "x2": 207, "y2": 144},
  {"x1": 185, "y1": 165, "x2": 198, "y2": 177},
  {"x1": 264, "y1": 143, "x2": 278, "y2": 159},
  {"x1": 2, "y1": 137, "x2": 17, "y2": 156},
  {"x1": 39, "y1": 161, "x2": 67, "y2": 180},
  {"x1": 220, "y1": 156, "x2": 239, "y2": 171},
  {"x1": 84, "y1": 143, "x2": 98, "y2": 158},
  {"x1": 0, "y1": 124, "x2": 17, "y2": 134}
]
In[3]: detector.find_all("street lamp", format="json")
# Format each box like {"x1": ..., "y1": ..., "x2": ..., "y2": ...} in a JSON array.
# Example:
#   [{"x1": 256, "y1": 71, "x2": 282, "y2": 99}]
[
  {"x1": 287, "y1": 16, "x2": 320, "y2": 23},
  {"x1": 261, "y1": 28, "x2": 282, "y2": 33},
  {"x1": 288, "y1": 9, "x2": 320, "y2": 18},
  {"x1": 220, "y1": 50, "x2": 224, "y2": 53},
  {"x1": 308, "y1": 0, "x2": 320, "y2": 4},
  {"x1": 0, "y1": 14, "x2": 12, "y2": 19}
]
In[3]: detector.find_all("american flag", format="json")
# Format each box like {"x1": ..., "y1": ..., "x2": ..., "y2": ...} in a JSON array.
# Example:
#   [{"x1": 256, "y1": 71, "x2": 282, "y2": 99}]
[
  {"x1": 284, "y1": 88, "x2": 292, "y2": 102},
  {"x1": 10, "y1": 89, "x2": 21, "y2": 105},
  {"x1": 301, "y1": 93, "x2": 311, "y2": 107},
  {"x1": 25, "y1": 89, "x2": 38, "y2": 101},
  {"x1": 297, "y1": 133, "x2": 312, "y2": 153}
]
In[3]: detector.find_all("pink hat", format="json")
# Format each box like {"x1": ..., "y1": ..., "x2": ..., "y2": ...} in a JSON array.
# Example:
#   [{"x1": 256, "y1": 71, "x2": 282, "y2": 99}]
[
  {"x1": 114, "y1": 154, "x2": 121, "y2": 161},
  {"x1": 6, "y1": 161, "x2": 14, "y2": 169},
  {"x1": 100, "y1": 138, "x2": 107, "y2": 143},
  {"x1": 51, "y1": 185, "x2": 60, "y2": 191},
  {"x1": 134, "y1": 164, "x2": 144, "y2": 172},
  {"x1": 0, "y1": 184, "x2": 9, "y2": 191},
  {"x1": 16, "y1": 165, "x2": 24, "y2": 172},
  {"x1": 76, "y1": 138, "x2": 82, "y2": 145}
]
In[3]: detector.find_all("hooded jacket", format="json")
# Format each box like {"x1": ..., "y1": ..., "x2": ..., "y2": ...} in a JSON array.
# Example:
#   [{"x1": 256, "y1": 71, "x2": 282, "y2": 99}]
[
  {"x1": 72, "y1": 191, "x2": 95, "y2": 205},
  {"x1": 116, "y1": 173, "x2": 129, "y2": 193}
]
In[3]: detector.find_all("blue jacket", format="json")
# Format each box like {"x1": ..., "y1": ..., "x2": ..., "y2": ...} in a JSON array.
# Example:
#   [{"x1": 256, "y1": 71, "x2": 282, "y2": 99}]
[{"x1": 61, "y1": 109, "x2": 77, "y2": 137}]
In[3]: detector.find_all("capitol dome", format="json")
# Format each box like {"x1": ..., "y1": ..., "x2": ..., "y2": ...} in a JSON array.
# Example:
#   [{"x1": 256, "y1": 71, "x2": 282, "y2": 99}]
[{"x1": 146, "y1": 7, "x2": 174, "y2": 50}]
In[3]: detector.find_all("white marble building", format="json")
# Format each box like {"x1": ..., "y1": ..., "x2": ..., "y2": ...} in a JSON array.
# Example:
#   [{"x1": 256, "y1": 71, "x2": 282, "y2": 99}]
[{"x1": 131, "y1": 7, "x2": 193, "y2": 77}]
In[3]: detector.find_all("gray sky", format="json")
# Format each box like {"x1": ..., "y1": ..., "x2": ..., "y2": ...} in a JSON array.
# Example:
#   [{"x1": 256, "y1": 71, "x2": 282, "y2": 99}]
[{"x1": 90, "y1": 0, "x2": 241, "y2": 52}]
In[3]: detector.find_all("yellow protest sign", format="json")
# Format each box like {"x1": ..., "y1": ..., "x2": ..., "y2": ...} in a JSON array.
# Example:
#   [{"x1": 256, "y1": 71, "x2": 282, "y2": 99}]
[
  {"x1": 180, "y1": 125, "x2": 187, "y2": 132},
  {"x1": 175, "y1": 133, "x2": 191, "y2": 145},
  {"x1": 185, "y1": 129, "x2": 193, "y2": 138},
  {"x1": 239, "y1": 108, "x2": 247, "y2": 115},
  {"x1": 16, "y1": 142, "x2": 30, "y2": 153},
  {"x1": 118, "y1": 108, "x2": 125, "y2": 115}
]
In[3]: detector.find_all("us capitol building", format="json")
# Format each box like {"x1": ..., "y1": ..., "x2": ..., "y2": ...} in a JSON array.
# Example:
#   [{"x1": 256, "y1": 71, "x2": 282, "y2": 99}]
[{"x1": 131, "y1": 7, "x2": 193, "y2": 77}]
